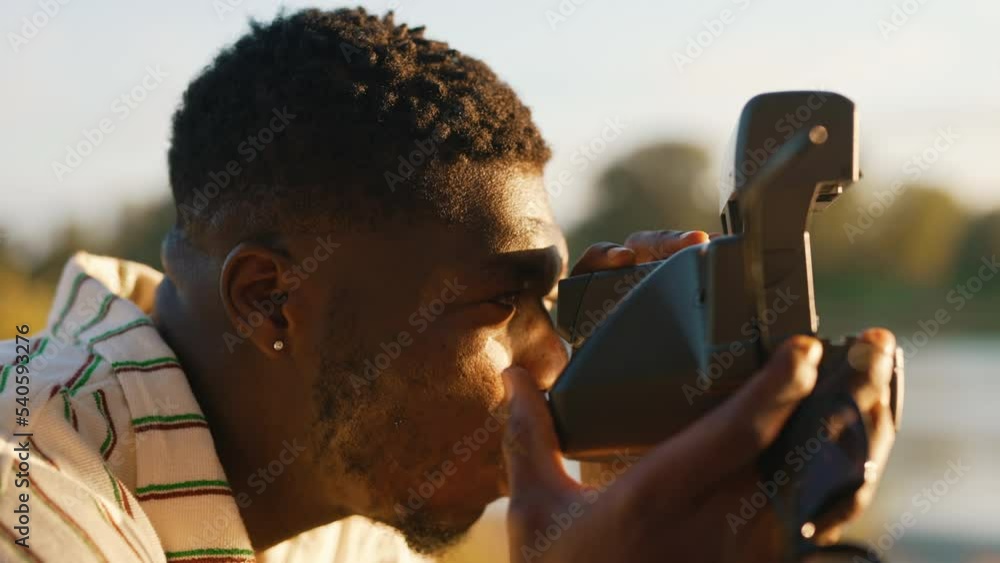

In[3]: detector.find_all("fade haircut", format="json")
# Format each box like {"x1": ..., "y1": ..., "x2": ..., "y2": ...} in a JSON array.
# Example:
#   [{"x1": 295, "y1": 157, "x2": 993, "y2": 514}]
[{"x1": 167, "y1": 7, "x2": 550, "y2": 246}]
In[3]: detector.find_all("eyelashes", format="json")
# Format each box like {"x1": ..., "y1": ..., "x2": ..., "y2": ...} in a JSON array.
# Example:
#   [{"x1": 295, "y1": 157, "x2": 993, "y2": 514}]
[{"x1": 491, "y1": 291, "x2": 520, "y2": 308}]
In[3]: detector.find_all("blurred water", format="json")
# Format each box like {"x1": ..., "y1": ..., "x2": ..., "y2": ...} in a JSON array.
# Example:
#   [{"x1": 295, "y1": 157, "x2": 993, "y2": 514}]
[{"x1": 846, "y1": 337, "x2": 1000, "y2": 563}]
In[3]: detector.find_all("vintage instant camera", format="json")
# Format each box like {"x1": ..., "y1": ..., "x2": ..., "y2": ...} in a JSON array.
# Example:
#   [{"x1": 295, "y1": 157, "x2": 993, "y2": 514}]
[{"x1": 548, "y1": 91, "x2": 904, "y2": 562}]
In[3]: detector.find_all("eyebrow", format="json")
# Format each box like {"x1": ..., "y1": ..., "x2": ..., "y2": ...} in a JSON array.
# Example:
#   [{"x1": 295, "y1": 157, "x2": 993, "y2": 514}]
[{"x1": 479, "y1": 245, "x2": 566, "y2": 293}]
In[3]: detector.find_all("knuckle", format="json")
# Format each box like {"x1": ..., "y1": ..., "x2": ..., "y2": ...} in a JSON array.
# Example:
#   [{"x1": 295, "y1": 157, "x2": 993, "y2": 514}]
[
  {"x1": 656, "y1": 229, "x2": 684, "y2": 237},
  {"x1": 503, "y1": 419, "x2": 531, "y2": 456},
  {"x1": 623, "y1": 231, "x2": 652, "y2": 248},
  {"x1": 589, "y1": 241, "x2": 619, "y2": 253}
]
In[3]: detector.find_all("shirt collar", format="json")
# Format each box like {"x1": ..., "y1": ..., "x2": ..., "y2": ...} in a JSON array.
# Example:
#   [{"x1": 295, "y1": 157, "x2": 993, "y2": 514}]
[{"x1": 49, "y1": 251, "x2": 256, "y2": 557}]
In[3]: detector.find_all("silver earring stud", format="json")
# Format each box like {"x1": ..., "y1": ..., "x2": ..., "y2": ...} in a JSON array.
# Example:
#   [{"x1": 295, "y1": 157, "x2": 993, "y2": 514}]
[{"x1": 273, "y1": 340, "x2": 285, "y2": 351}]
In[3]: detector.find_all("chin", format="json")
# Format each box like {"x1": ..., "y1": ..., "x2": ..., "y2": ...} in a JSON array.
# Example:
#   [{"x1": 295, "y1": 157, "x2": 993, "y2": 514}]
[
  {"x1": 390, "y1": 500, "x2": 486, "y2": 556},
  {"x1": 389, "y1": 473, "x2": 499, "y2": 556}
]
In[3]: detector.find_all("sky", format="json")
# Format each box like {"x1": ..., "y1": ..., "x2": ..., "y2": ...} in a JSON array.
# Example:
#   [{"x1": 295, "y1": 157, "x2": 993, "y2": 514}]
[{"x1": 2, "y1": 0, "x2": 999, "y2": 256}]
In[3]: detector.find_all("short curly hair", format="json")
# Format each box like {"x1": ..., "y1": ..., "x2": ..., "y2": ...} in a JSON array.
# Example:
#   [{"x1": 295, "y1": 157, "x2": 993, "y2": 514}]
[{"x1": 168, "y1": 7, "x2": 550, "y2": 244}]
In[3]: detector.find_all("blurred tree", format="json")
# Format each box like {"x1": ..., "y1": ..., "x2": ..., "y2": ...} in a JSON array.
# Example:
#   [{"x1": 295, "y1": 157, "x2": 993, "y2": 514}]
[
  {"x1": 28, "y1": 197, "x2": 174, "y2": 283},
  {"x1": 862, "y1": 185, "x2": 967, "y2": 287},
  {"x1": 0, "y1": 197, "x2": 174, "y2": 339},
  {"x1": 564, "y1": 141, "x2": 994, "y2": 335},
  {"x1": 112, "y1": 198, "x2": 175, "y2": 269},
  {"x1": 565, "y1": 142, "x2": 717, "y2": 258},
  {"x1": 812, "y1": 184, "x2": 966, "y2": 287},
  {"x1": 952, "y1": 209, "x2": 1000, "y2": 283}
]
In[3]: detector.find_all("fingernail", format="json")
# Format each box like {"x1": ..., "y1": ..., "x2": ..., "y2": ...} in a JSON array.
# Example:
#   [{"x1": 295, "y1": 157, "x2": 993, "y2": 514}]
[
  {"x1": 860, "y1": 328, "x2": 895, "y2": 352},
  {"x1": 847, "y1": 341, "x2": 890, "y2": 372},
  {"x1": 681, "y1": 230, "x2": 708, "y2": 241},
  {"x1": 608, "y1": 247, "x2": 633, "y2": 261}
]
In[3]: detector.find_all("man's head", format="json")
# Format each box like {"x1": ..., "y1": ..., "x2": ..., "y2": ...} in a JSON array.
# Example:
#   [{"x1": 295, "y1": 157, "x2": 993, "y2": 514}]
[{"x1": 161, "y1": 7, "x2": 568, "y2": 553}]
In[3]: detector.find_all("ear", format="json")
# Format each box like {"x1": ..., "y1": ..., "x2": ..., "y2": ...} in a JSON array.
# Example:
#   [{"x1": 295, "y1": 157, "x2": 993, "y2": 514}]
[{"x1": 219, "y1": 242, "x2": 295, "y2": 358}]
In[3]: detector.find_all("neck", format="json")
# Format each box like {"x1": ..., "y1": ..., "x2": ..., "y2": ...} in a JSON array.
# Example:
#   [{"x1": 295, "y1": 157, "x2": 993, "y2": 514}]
[{"x1": 152, "y1": 271, "x2": 353, "y2": 549}]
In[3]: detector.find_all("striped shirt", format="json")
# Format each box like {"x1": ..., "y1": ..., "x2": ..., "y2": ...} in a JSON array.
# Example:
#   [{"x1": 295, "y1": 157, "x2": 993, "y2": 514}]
[{"x1": 0, "y1": 252, "x2": 429, "y2": 563}]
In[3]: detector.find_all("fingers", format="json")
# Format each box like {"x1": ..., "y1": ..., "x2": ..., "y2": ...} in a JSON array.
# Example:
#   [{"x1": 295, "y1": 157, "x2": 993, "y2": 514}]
[
  {"x1": 814, "y1": 329, "x2": 898, "y2": 538},
  {"x1": 623, "y1": 336, "x2": 822, "y2": 514},
  {"x1": 625, "y1": 230, "x2": 709, "y2": 263},
  {"x1": 570, "y1": 242, "x2": 636, "y2": 276},
  {"x1": 501, "y1": 366, "x2": 579, "y2": 499},
  {"x1": 569, "y1": 231, "x2": 710, "y2": 276},
  {"x1": 812, "y1": 397, "x2": 896, "y2": 542},
  {"x1": 845, "y1": 328, "x2": 897, "y2": 412}
]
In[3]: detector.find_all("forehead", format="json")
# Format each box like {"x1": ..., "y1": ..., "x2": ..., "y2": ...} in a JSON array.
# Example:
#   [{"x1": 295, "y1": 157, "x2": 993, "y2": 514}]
[{"x1": 435, "y1": 164, "x2": 566, "y2": 259}]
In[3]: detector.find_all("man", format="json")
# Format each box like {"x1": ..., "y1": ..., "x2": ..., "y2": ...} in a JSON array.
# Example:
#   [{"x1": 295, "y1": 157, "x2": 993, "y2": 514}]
[{"x1": 0, "y1": 7, "x2": 897, "y2": 562}]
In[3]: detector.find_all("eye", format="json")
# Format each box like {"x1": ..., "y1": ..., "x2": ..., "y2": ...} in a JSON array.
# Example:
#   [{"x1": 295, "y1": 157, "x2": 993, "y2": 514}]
[{"x1": 491, "y1": 291, "x2": 520, "y2": 307}]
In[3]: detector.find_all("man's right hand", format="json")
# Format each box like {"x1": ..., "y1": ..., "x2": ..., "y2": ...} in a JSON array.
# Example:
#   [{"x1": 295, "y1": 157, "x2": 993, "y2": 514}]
[{"x1": 501, "y1": 330, "x2": 896, "y2": 563}]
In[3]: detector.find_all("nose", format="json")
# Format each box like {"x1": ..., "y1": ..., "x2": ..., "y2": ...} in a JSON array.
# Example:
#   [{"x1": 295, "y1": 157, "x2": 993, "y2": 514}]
[{"x1": 512, "y1": 314, "x2": 570, "y2": 390}]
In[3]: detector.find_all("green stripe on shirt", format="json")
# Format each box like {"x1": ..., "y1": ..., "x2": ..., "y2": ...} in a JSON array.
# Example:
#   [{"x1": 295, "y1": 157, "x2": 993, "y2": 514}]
[
  {"x1": 135, "y1": 480, "x2": 231, "y2": 494},
  {"x1": 73, "y1": 293, "x2": 116, "y2": 342},
  {"x1": 88, "y1": 318, "x2": 153, "y2": 347},
  {"x1": 165, "y1": 547, "x2": 256, "y2": 560},
  {"x1": 133, "y1": 413, "x2": 207, "y2": 426},
  {"x1": 112, "y1": 356, "x2": 180, "y2": 369},
  {"x1": 51, "y1": 273, "x2": 89, "y2": 337},
  {"x1": 0, "y1": 337, "x2": 51, "y2": 394},
  {"x1": 69, "y1": 355, "x2": 103, "y2": 395}
]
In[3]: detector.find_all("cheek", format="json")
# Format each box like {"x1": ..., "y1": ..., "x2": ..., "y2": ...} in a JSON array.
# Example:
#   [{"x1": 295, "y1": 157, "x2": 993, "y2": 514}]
[
  {"x1": 482, "y1": 337, "x2": 512, "y2": 383},
  {"x1": 397, "y1": 331, "x2": 511, "y2": 454},
  {"x1": 457, "y1": 333, "x2": 511, "y2": 411}
]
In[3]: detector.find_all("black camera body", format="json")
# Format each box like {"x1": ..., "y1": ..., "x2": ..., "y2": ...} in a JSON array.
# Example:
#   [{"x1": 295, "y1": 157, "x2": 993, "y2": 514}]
[{"x1": 548, "y1": 91, "x2": 903, "y2": 560}]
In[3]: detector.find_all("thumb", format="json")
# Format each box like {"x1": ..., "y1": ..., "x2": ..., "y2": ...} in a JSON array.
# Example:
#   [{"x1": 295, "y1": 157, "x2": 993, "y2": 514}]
[{"x1": 501, "y1": 366, "x2": 578, "y2": 499}]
